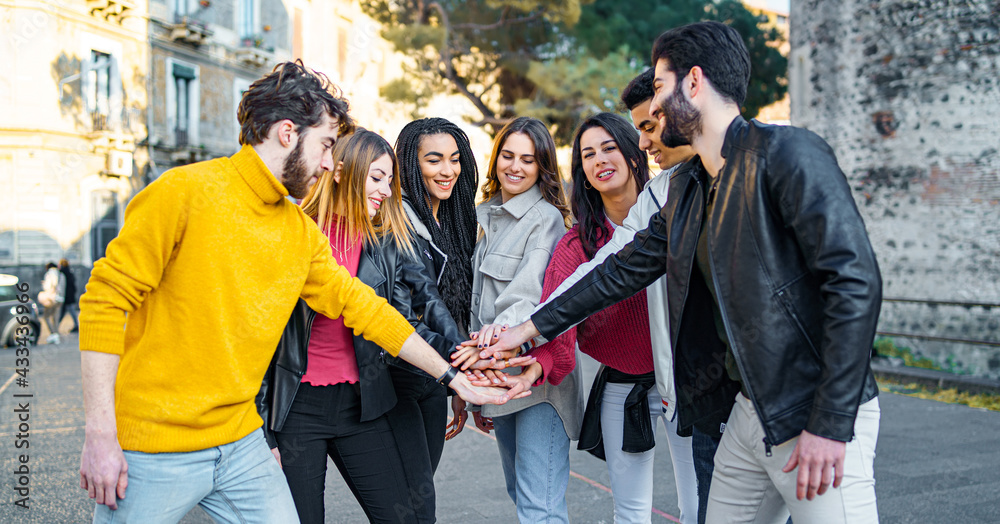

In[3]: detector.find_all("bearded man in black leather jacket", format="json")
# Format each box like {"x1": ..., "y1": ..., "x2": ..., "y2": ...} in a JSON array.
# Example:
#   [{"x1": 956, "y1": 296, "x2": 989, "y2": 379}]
[{"x1": 475, "y1": 21, "x2": 882, "y2": 524}]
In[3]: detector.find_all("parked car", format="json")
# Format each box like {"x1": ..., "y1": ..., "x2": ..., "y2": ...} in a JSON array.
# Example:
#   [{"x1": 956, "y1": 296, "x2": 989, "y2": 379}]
[{"x1": 1, "y1": 274, "x2": 40, "y2": 348}]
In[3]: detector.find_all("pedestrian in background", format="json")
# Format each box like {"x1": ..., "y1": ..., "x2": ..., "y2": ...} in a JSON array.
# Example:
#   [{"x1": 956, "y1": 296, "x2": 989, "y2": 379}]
[
  {"x1": 39, "y1": 261, "x2": 65, "y2": 344},
  {"x1": 59, "y1": 258, "x2": 79, "y2": 333}
]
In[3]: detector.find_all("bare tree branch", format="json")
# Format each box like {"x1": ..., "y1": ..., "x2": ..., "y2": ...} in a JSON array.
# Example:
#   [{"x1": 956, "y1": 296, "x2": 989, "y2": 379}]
[
  {"x1": 470, "y1": 116, "x2": 514, "y2": 128},
  {"x1": 426, "y1": 2, "x2": 499, "y2": 126},
  {"x1": 452, "y1": 6, "x2": 544, "y2": 31}
]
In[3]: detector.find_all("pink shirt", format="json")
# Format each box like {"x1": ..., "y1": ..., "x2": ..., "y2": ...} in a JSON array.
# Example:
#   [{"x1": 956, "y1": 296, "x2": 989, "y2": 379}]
[{"x1": 301, "y1": 220, "x2": 363, "y2": 386}]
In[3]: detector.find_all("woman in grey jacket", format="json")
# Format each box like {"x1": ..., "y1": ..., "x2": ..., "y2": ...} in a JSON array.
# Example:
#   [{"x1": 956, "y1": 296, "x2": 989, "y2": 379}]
[{"x1": 458, "y1": 117, "x2": 583, "y2": 523}]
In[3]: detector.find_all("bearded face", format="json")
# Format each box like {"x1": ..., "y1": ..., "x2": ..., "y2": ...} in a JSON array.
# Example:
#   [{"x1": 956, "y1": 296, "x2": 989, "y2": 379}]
[
  {"x1": 658, "y1": 80, "x2": 702, "y2": 149},
  {"x1": 280, "y1": 139, "x2": 314, "y2": 199}
]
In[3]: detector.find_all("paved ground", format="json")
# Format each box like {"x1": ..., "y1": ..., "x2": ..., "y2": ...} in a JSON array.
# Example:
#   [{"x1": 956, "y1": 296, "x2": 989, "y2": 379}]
[{"x1": 1, "y1": 336, "x2": 999, "y2": 523}]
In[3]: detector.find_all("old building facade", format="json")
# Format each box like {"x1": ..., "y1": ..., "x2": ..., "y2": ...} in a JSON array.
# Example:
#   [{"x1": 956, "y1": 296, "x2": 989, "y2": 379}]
[
  {"x1": 1, "y1": 0, "x2": 149, "y2": 280},
  {"x1": 1, "y1": 0, "x2": 424, "y2": 287},
  {"x1": 791, "y1": 0, "x2": 1000, "y2": 376}
]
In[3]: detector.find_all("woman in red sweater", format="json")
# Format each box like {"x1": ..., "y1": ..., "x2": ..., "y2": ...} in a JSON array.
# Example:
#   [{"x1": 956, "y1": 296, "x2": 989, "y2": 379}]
[{"x1": 530, "y1": 112, "x2": 686, "y2": 523}]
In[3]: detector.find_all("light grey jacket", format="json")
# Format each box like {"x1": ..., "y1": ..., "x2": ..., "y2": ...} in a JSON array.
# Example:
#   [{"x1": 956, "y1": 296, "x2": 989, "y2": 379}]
[
  {"x1": 531, "y1": 166, "x2": 679, "y2": 419},
  {"x1": 472, "y1": 184, "x2": 582, "y2": 438}
]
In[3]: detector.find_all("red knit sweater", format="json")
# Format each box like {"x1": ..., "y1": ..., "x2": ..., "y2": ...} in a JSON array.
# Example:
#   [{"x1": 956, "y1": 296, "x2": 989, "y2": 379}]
[{"x1": 532, "y1": 222, "x2": 655, "y2": 385}]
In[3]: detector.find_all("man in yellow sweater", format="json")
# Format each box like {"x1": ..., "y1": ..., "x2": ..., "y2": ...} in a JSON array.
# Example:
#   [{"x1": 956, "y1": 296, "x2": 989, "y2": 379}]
[{"x1": 78, "y1": 61, "x2": 528, "y2": 522}]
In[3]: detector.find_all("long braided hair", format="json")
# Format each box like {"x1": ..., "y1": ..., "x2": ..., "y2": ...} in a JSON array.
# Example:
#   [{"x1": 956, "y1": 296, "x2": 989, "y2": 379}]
[
  {"x1": 395, "y1": 118, "x2": 478, "y2": 333},
  {"x1": 570, "y1": 112, "x2": 650, "y2": 259}
]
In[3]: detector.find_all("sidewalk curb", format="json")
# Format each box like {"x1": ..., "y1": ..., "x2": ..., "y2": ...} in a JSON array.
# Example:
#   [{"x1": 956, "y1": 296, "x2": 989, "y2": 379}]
[{"x1": 871, "y1": 358, "x2": 1000, "y2": 395}]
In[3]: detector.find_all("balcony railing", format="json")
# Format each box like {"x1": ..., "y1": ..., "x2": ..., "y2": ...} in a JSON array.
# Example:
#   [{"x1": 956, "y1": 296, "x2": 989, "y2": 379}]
[{"x1": 90, "y1": 107, "x2": 142, "y2": 134}]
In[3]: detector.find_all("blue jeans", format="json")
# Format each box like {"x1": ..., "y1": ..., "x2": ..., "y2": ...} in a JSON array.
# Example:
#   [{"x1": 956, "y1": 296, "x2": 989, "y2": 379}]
[
  {"x1": 691, "y1": 425, "x2": 723, "y2": 524},
  {"x1": 93, "y1": 429, "x2": 298, "y2": 523},
  {"x1": 492, "y1": 402, "x2": 570, "y2": 524}
]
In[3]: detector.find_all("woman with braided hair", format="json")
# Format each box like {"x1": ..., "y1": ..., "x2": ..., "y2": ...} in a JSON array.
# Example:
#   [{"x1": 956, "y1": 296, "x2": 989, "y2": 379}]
[{"x1": 387, "y1": 117, "x2": 481, "y2": 523}]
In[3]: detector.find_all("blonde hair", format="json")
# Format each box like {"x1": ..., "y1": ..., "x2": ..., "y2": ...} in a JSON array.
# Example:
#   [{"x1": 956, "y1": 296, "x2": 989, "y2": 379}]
[{"x1": 300, "y1": 130, "x2": 414, "y2": 256}]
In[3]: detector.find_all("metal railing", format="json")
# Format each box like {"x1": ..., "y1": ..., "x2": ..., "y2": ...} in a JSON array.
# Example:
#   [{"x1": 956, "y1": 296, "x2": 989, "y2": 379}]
[{"x1": 90, "y1": 107, "x2": 142, "y2": 134}]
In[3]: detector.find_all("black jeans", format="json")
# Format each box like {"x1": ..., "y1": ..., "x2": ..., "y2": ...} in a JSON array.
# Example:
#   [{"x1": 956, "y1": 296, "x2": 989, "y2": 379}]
[
  {"x1": 692, "y1": 425, "x2": 723, "y2": 524},
  {"x1": 385, "y1": 366, "x2": 448, "y2": 524},
  {"x1": 275, "y1": 382, "x2": 417, "y2": 524}
]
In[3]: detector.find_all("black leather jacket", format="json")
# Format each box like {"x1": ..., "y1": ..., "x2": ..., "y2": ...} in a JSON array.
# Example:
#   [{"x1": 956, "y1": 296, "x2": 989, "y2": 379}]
[
  {"x1": 256, "y1": 236, "x2": 465, "y2": 447},
  {"x1": 533, "y1": 117, "x2": 881, "y2": 446}
]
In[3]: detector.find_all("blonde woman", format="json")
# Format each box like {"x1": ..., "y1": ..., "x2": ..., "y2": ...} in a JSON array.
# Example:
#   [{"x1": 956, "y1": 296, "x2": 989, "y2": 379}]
[{"x1": 257, "y1": 130, "x2": 465, "y2": 523}]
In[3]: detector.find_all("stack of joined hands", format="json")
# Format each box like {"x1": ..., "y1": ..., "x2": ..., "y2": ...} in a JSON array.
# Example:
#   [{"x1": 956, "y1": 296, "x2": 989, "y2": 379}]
[{"x1": 444, "y1": 322, "x2": 541, "y2": 440}]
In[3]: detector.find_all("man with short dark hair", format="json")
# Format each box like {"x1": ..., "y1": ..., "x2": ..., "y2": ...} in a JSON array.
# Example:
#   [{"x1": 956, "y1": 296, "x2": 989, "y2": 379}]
[
  {"x1": 78, "y1": 61, "x2": 520, "y2": 522},
  {"x1": 482, "y1": 21, "x2": 882, "y2": 524}
]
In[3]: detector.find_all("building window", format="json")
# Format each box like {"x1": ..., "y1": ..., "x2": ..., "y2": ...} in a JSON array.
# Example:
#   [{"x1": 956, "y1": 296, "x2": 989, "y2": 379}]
[
  {"x1": 238, "y1": 0, "x2": 259, "y2": 40},
  {"x1": 87, "y1": 51, "x2": 112, "y2": 129},
  {"x1": 175, "y1": 0, "x2": 193, "y2": 19},
  {"x1": 91, "y1": 191, "x2": 119, "y2": 263},
  {"x1": 173, "y1": 63, "x2": 197, "y2": 147}
]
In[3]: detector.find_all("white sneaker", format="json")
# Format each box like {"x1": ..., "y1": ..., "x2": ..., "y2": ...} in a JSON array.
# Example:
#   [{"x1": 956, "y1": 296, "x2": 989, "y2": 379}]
[{"x1": 47, "y1": 333, "x2": 60, "y2": 345}]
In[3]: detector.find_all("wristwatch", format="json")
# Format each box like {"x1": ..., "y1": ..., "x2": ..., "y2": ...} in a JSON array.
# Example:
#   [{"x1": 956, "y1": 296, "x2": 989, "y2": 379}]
[{"x1": 436, "y1": 366, "x2": 459, "y2": 387}]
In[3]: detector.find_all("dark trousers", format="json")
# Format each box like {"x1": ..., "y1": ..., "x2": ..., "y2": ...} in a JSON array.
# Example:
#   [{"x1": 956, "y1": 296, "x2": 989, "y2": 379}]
[
  {"x1": 385, "y1": 366, "x2": 448, "y2": 524},
  {"x1": 692, "y1": 425, "x2": 723, "y2": 524},
  {"x1": 275, "y1": 382, "x2": 417, "y2": 524}
]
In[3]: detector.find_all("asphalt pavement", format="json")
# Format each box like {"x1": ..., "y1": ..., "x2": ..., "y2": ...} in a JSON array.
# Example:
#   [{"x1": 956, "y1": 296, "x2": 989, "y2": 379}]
[{"x1": 1, "y1": 335, "x2": 999, "y2": 523}]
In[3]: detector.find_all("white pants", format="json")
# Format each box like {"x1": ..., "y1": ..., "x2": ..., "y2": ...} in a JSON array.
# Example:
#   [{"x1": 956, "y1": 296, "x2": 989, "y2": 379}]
[
  {"x1": 602, "y1": 382, "x2": 698, "y2": 524},
  {"x1": 706, "y1": 394, "x2": 880, "y2": 524}
]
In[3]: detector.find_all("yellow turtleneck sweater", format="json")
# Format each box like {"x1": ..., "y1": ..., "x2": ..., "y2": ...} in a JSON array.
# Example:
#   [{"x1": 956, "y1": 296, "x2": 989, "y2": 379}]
[{"x1": 79, "y1": 145, "x2": 415, "y2": 453}]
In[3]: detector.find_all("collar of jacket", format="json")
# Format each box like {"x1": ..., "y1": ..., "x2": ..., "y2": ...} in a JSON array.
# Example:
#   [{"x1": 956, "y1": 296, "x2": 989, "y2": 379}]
[
  {"x1": 477, "y1": 183, "x2": 544, "y2": 225},
  {"x1": 720, "y1": 115, "x2": 748, "y2": 162},
  {"x1": 231, "y1": 144, "x2": 288, "y2": 204},
  {"x1": 401, "y1": 194, "x2": 433, "y2": 243}
]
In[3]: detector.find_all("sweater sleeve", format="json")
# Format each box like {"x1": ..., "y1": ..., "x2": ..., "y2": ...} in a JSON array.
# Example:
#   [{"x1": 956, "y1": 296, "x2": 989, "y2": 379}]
[
  {"x1": 531, "y1": 230, "x2": 585, "y2": 386},
  {"x1": 300, "y1": 227, "x2": 415, "y2": 357},
  {"x1": 79, "y1": 173, "x2": 190, "y2": 356},
  {"x1": 529, "y1": 175, "x2": 668, "y2": 328}
]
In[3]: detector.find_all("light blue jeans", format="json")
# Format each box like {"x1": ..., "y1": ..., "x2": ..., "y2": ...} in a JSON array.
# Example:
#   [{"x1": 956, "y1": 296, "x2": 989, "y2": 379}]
[
  {"x1": 93, "y1": 429, "x2": 298, "y2": 524},
  {"x1": 492, "y1": 401, "x2": 571, "y2": 524}
]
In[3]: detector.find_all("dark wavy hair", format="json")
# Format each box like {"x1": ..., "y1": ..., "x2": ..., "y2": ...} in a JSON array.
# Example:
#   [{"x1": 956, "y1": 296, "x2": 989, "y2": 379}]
[
  {"x1": 569, "y1": 112, "x2": 651, "y2": 259},
  {"x1": 621, "y1": 68, "x2": 655, "y2": 111},
  {"x1": 481, "y1": 117, "x2": 571, "y2": 228},
  {"x1": 237, "y1": 60, "x2": 354, "y2": 146},
  {"x1": 395, "y1": 118, "x2": 478, "y2": 333},
  {"x1": 652, "y1": 21, "x2": 750, "y2": 107}
]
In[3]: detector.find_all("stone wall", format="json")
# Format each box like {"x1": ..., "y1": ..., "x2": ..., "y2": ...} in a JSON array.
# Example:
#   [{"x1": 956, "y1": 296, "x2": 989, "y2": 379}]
[{"x1": 790, "y1": 0, "x2": 1000, "y2": 377}]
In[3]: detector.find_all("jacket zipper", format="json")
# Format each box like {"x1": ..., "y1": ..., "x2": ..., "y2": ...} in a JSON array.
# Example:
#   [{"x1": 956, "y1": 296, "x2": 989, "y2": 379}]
[{"x1": 704, "y1": 171, "x2": 780, "y2": 449}]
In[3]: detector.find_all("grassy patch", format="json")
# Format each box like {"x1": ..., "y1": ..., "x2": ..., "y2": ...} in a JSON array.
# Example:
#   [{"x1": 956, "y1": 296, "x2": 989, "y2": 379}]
[
  {"x1": 874, "y1": 337, "x2": 939, "y2": 370},
  {"x1": 878, "y1": 377, "x2": 1000, "y2": 412}
]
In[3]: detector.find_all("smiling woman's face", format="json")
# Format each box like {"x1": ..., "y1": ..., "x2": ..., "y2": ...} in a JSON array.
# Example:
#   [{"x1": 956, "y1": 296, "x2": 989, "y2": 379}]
[
  {"x1": 495, "y1": 132, "x2": 539, "y2": 202},
  {"x1": 579, "y1": 126, "x2": 631, "y2": 196},
  {"x1": 418, "y1": 133, "x2": 461, "y2": 211},
  {"x1": 364, "y1": 153, "x2": 393, "y2": 218}
]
